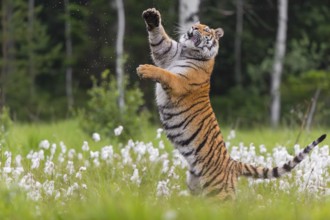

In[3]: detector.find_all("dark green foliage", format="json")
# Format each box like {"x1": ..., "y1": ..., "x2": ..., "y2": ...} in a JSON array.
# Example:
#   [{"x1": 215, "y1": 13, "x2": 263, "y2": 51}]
[
  {"x1": 212, "y1": 86, "x2": 268, "y2": 128},
  {"x1": 0, "y1": 0, "x2": 329, "y2": 126},
  {"x1": 78, "y1": 70, "x2": 150, "y2": 141},
  {"x1": 0, "y1": 107, "x2": 12, "y2": 147}
]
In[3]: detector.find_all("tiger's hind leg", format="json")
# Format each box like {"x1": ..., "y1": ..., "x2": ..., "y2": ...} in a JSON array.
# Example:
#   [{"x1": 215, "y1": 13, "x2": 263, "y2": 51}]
[
  {"x1": 200, "y1": 168, "x2": 238, "y2": 201},
  {"x1": 186, "y1": 171, "x2": 202, "y2": 195}
]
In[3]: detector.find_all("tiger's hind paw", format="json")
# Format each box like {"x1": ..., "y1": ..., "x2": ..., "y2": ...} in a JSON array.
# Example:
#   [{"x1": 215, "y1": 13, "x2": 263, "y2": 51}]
[{"x1": 142, "y1": 8, "x2": 161, "y2": 31}]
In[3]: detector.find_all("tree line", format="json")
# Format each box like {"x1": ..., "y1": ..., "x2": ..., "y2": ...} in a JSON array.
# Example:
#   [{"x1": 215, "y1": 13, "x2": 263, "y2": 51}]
[{"x1": 0, "y1": 0, "x2": 329, "y2": 128}]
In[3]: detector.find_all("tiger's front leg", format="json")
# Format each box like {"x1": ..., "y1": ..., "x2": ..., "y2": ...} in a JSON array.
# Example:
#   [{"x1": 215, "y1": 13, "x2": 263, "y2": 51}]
[
  {"x1": 142, "y1": 8, "x2": 178, "y2": 67},
  {"x1": 142, "y1": 8, "x2": 161, "y2": 31},
  {"x1": 136, "y1": 64, "x2": 187, "y2": 94}
]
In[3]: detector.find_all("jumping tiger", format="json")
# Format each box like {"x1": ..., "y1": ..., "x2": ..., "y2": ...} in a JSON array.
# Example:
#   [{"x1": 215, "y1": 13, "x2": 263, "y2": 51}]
[{"x1": 136, "y1": 8, "x2": 327, "y2": 200}]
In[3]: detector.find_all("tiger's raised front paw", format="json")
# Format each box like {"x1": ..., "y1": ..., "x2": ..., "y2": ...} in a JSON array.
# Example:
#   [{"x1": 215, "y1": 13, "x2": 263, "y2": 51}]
[
  {"x1": 136, "y1": 64, "x2": 157, "y2": 79},
  {"x1": 142, "y1": 8, "x2": 161, "y2": 31}
]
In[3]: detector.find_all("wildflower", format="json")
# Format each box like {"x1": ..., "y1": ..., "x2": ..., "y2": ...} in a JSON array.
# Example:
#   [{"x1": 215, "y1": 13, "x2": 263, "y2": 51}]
[
  {"x1": 75, "y1": 171, "x2": 82, "y2": 179},
  {"x1": 55, "y1": 191, "x2": 61, "y2": 200},
  {"x1": 158, "y1": 140, "x2": 165, "y2": 149},
  {"x1": 58, "y1": 153, "x2": 65, "y2": 164},
  {"x1": 130, "y1": 166, "x2": 141, "y2": 186},
  {"x1": 43, "y1": 180, "x2": 55, "y2": 196},
  {"x1": 90, "y1": 150, "x2": 99, "y2": 159},
  {"x1": 147, "y1": 145, "x2": 159, "y2": 162},
  {"x1": 44, "y1": 160, "x2": 55, "y2": 175},
  {"x1": 121, "y1": 146, "x2": 132, "y2": 165},
  {"x1": 68, "y1": 149, "x2": 76, "y2": 159},
  {"x1": 79, "y1": 166, "x2": 87, "y2": 172},
  {"x1": 259, "y1": 144, "x2": 267, "y2": 154},
  {"x1": 156, "y1": 128, "x2": 163, "y2": 139},
  {"x1": 81, "y1": 184, "x2": 88, "y2": 189},
  {"x1": 60, "y1": 141, "x2": 67, "y2": 154},
  {"x1": 3, "y1": 166, "x2": 11, "y2": 174},
  {"x1": 156, "y1": 179, "x2": 170, "y2": 197},
  {"x1": 114, "y1": 125, "x2": 123, "y2": 136},
  {"x1": 93, "y1": 158, "x2": 100, "y2": 167},
  {"x1": 172, "y1": 150, "x2": 188, "y2": 169},
  {"x1": 163, "y1": 210, "x2": 177, "y2": 220},
  {"x1": 66, "y1": 182, "x2": 79, "y2": 197},
  {"x1": 39, "y1": 140, "x2": 50, "y2": 150},
  {"x1": 63, "y1": 174, "x2": 68, "y2": 183},
  {"x1": 66, "y1": 161, "x2": 75, "y2": 175},
  {"x1": 78, "y1": 153, "x2": 84, "y2": 160},
  {"x1": 92, "y1": 132, "x2": 101, "y2": 142},
  {"x1": 168, "y1": 166, "x2": 179, "y2": 180},
  {"x1": 75, "y1": 166, "x2": 87, "y2": 179},
  {"x1": 3, "y1": 152, "x2": 12, "y2": 173},
  {"x1": 82, "y1": 141, "x2": 89, "y2": 151},
  {"x1": 227, "y1": 129, "x2": 236, "y2": 140},
  {"x1": 178, "y1": 190, "x2": 190, "y2": 197},
  {"x1": 50, "y1": 143, "x2": 57, "y2": 158},
  {"x1": 101, "y1": 146, "x2": 114, "y2": 161},
  {"x1": 31, "y1": 154, "x2": 40, "y2": 169},
  {"x1": 161, "y1": 159, "x2": 170, "y2": 174},
  {"x1": 27, "y1": 189, "x2": 41, "y2": 201}
]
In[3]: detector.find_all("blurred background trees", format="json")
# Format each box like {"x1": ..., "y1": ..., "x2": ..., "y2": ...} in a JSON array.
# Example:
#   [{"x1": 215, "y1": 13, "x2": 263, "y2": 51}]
[{"x1": 0, "y1": 0, "x2": 329, "y2": 129}]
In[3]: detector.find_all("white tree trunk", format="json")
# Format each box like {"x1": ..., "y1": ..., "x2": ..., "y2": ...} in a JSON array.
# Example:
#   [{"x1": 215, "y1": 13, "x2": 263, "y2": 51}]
[
  {"x1": 115, "y1": 0, "x2": 125, "y2": 110},
  {"x1": 179, "y1": 0, "x2": 200, "y2": 31},
  {"x1": 234, "y1": 0, "x2": 243, "y2": 86},
  {"x1": 64, "y1": 0, "x2": 74, "y2": 109},
  {"x1": 270, "y1": 0, "x2": 288, "y2": 128}
]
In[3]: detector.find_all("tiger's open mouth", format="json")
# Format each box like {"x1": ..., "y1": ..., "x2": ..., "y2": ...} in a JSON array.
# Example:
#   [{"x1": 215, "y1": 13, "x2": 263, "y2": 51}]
[{"x1": 187, "y1": 30, "x2": 201, "y2": 47}]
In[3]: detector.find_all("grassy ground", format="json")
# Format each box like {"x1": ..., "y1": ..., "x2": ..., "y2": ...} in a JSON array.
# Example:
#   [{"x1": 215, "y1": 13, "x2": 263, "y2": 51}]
[{"x1": 0, "y1": 120, "x2": 329, "y2": 220}]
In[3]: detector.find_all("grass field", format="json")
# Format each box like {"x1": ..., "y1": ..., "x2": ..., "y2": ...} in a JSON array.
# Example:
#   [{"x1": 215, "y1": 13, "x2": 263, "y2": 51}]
[{"x1": 0, "y1": 120, "x2": 329, "y2": 220}]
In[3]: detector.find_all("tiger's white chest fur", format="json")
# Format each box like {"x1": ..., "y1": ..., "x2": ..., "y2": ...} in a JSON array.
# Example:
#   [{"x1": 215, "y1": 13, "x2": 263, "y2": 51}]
[{"x1": 155, "y1": 82, "x2": 198, "y2": 166}]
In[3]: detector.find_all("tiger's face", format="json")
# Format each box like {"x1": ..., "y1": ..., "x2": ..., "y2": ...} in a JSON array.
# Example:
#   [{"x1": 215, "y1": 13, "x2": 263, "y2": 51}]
[{"x1": 180, "y1": 22, "x2": 224, "y2": 59}]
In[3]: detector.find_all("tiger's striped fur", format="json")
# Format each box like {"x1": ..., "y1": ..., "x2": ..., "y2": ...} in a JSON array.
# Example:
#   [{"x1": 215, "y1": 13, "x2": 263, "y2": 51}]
[{"x1": 136, "y1": 8, "x2": 327, "y2": 200}]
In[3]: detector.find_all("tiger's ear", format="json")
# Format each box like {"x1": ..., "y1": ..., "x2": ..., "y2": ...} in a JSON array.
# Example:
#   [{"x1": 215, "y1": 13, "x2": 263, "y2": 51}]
[{"x1": 215, "y1": 28, "x2": 224, "y2": 40}]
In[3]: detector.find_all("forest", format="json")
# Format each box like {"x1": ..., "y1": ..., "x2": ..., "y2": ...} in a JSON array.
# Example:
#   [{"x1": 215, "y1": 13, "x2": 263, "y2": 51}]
[
  {"x1": 1, "y1": 1, "x2": 330, "y2": 219},
  {"x1": 1, "y1": 0, "x2": 329, "y2": 129}
]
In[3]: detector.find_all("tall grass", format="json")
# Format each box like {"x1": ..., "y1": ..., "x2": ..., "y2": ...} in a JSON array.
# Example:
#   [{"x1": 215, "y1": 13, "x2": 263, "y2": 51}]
[{"x1": 0, "y1": 120, "x2": 329, "y2": 220}]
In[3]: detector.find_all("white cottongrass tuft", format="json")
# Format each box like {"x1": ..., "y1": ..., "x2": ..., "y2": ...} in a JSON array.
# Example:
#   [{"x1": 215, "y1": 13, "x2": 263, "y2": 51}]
[
  {"x1": 156, "y1": 128, "x2": 163, "y2": 139},
  {"x1": 0, "y1": 130, "x2": 329, "y2": 204},
  {"x1": 130, "y1": 165, "x2": 141, "y2": 186},
  {"x1": 92, "y1": 132, "x2": 101, "y2": 142},
  {"x1": 82, "y1": 141, "x2": 89, "y2": 151},
  {"x1": 39, "y1": 140, "x2": 50, "y2": 150},
  {"x1": 114, "y1": 125, "x2": 124, "y2": 136}
]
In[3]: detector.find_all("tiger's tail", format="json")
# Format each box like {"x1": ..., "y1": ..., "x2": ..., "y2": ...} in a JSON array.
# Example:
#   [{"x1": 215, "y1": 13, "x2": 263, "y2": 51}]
[{"x1": 238, "y1": 134, "x2": 327, "y2": 178}]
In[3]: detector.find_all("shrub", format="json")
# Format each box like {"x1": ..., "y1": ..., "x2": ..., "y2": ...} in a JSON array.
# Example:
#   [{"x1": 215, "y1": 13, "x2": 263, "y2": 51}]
[
  {"x1": 78, "y1": 70, "x2": 150, "y2": 141},
  {"x1": 0, "y1": 106, "x2": 12, "y2": 146}
]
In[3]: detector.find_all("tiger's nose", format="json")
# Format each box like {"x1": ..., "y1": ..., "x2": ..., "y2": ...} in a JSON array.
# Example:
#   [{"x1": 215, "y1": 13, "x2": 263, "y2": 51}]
[{"x1": 187, "y1": 27, "x2": 194, "y2": 37}]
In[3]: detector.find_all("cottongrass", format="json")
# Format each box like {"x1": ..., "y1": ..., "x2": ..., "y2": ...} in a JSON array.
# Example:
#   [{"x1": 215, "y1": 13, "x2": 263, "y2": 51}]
[{"x1": 0, "y1": 127, "x2": 329, "y2": 204}]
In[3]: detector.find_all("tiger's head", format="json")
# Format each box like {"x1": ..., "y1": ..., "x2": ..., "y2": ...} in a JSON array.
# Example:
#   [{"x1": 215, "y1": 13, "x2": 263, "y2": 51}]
[{"x1": 179, "y1": 22, "x2": 224, "y2": 59}]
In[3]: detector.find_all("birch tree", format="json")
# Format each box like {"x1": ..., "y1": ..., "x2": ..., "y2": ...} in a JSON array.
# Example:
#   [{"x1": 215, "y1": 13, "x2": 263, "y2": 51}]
[
  {"x1": 179, "y1": 0, "x2": 200, "y2": 31},
  {"x1": 114, "y1": 0, "x2": 125, "y2": 110},
  {"x1": 64, "y1": 0, "x2": 74, "y2": 109},
  {"x1": 270, "y1": 0, "x2": 288, "y2": 128}
]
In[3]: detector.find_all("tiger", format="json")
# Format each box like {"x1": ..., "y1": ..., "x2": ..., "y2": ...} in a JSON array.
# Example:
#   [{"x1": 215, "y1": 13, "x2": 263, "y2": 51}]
[{"x1": 136, "y1": 8, "x2": 327, "y2": 200}]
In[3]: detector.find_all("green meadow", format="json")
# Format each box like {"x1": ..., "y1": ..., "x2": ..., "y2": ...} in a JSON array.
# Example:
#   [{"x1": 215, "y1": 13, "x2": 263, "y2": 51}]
[{"x1": 0, "y1": 120, "x2": 329, "y2": 220}]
